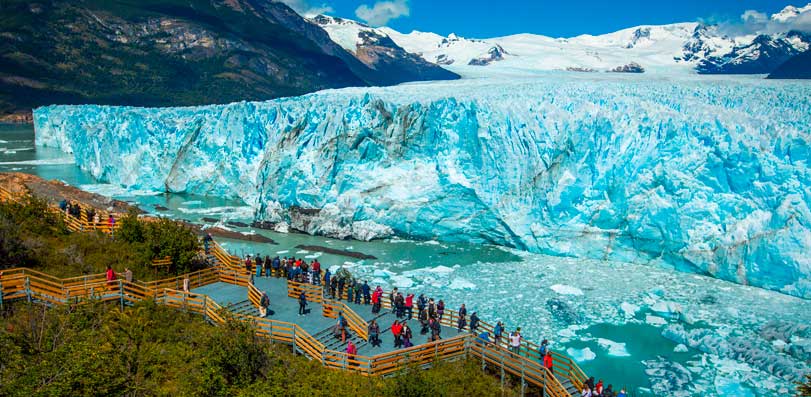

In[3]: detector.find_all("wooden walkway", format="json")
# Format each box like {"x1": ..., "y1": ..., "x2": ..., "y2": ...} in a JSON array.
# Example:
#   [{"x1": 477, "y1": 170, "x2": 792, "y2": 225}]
[{"x1": 0, "y1": 183, "x2": 588, "y2": 396}]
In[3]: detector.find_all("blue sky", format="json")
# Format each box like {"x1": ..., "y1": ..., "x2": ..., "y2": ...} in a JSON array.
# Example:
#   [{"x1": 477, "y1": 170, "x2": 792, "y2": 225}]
[{"x1": 284, "y1": 0, "x2": 802, "y2": 37}]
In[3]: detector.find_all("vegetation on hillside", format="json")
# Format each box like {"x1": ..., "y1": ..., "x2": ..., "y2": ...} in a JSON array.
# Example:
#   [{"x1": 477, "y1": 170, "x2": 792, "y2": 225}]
[
  {"x1": 0, "y1": 197, "x2": 203, "y2": 280},
  {"x1": 0, "y1": 301, "x2": 514, "y2": 396},
  {"x1": 799, "y1": 374, "x2": 811, "y2": 397}
]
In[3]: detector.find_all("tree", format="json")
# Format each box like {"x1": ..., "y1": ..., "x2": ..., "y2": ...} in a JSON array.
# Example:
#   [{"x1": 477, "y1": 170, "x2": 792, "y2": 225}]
[{"x1": 799, "y1": 374, "x2": 811, "y2": 397}]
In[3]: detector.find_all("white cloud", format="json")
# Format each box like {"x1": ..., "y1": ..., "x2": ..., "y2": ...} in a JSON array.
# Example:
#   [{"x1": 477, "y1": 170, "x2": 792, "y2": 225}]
[
  {"x1": 724, "y1": 3, "x2": 811, "y2": 35},
  {"x1": 354, "y1": 0, "x2": 410, "y2": 27},
  {"x1": 278, "y1": 0, "x2": 334, "y2": 17}
]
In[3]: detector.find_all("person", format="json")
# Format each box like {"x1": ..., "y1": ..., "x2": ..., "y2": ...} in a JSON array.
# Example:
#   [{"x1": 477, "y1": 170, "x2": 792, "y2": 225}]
[
  {"x1": 429, "y1": 317, "x2": 441, "y2": 341},
  {"x1": 183, "y1": 277, "x2": 190, "y2": 293},
  {"x1": 362, "y1": 281, "x2": 370, "y2": 305},
  {"x1": 394, "y1": 292, "x2": 405, "y2": 318},
  {"x1": 107, "y1": 214, "x2": 115, "y2": 233},
  {"x1": 324, "y1": 269, "x2": 332, "y2": 294},
  {"x1": 586, "y1": 377, "x2": 595, "y2": 390},
  {"x1": 470, "y1": 312, "x2": 479, "y2": 333},
  {"x1": 539, "y1": 339, "x2": 549, "y2": 357},
  {"x1": 256, "y1": 254, "x2": 262, "y2": 277},
  {"x1": 59, "y1": 199, "x2": 67, "y2": 212},
  {"x1": 595, "y1": 380, "x2": 604, "y2": 396},
  {"x1": 428, "y1": 298, "x2": 436, "y2": 319},
  {"x1": 371, "y1": 287, "x2": 381, "y2": 314},
  {"x1": 417, "y1": 294, "x2": 427, "y2": 316},
  {"x1": 124, "y1": 268, "x2": 133, "y2": 283},
  {"x1": 337, "y1": 276, "x2": 345, "y2": 300},
  {"x1": 391, "y1": 320, "x2": 403, "y2": 348},
  {"x1": 437, "y1": 299, "x2": 445, "y2": 322},
  {"x1": 389, "y1": 288, "x2": 398, "y2": 314},
  {"x1": 298, "y1": 290, "x2": 307, "y2": 316},
  {"x1": 419, "y1": 307, "x2": 429, "y2": 334},
  {"x1": 264, "y1": 255, "x2": 271, "y2": 277},
  {"x1": 347, "y1": 279, "x2": 354, "y2": 302},
  {"x1": 616, "y1": 388, "x2": 627, "y2": 397},
  {"x1": 245, "y1": 255, "x2": 252, "y2": 273},
  {"x1": 405, "y1": 293, "x2": 414, "y2": 320},
  {"x1": 272, "y1": 256, "x2": 280, "y2": 277},
  {"x1": 346, "y1": 340, "x2": 357, "y2": 365},
  {"x1": 336, "y1": 312, "x2": 347, "y2": 342},
  {"x1": 203, "y1": 233, "x2": 213, "y2": 254},
  {"x1": 402, "y1": 322, "x2": 413, "y2": 348},
  {"x1": 255, "y1": 255, "x2": 263, "y2": 278},
  {"x1": 312, "y1": 259, "x2": 321, "y2": 285},
  {"x1": 494, "y1": 321, "x2": 504, "y2": 346},
  {"x1": 509, "y1": 328, "x2": 522, "y2": 355},
  {"x1": 260, "y1": 292, "x2": 270, "y2": 317},
  {"x1": 602, "y1": 384, "x2": 614, "y2": 397},
  {"x1": 581, "y1": 386, "x2": 593, "y2": 397},
  {"x1": 457, "y1": 303, "x2": 467, "y2": 332},
  {"x1": 93, "y1": 212, "x2": 100, "y2": 226},
  {"x1": 353, "y1": 282, "x2": 362, "y2": 304},
  {"x1": 368, "y1": 320, "x2": 381, "y2": 347},
  {"x1": 106, "y1": 265, "x2": 116, "y2": 289},
  {"x1": 543, "y1": 351, "x2": 553, "y2": 372}
]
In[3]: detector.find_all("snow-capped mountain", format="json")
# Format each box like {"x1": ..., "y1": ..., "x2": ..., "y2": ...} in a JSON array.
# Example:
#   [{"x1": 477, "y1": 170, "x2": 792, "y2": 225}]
[
  {"x1": 311, "y1": 3, "x2": 811, "y2": 77},
  {"x1": 309, "y1": 15, "x2": 459, "y2": 84}
]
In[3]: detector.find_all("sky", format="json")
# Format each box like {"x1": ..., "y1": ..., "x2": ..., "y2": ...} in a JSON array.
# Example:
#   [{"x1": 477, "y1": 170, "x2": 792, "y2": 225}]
[{"x1": 280, "y1": 0, "x2": 807, "y2": 38}]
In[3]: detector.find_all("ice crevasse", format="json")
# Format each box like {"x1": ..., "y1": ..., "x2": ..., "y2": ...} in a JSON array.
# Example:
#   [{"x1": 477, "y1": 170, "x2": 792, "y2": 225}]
[{"x1": 33, "y1": 77, "x2": 811, "y2": 298}]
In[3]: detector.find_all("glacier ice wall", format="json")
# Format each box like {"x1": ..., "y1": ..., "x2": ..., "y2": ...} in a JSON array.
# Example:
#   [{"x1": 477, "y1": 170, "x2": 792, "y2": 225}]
[{"x1": 33, "y1": 76, "x2": 811, "y2": 298}]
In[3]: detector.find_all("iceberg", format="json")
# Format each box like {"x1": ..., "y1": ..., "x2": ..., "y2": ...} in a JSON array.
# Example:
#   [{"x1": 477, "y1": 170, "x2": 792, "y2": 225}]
[{"x1": 33, "y1": 75, "x2": 811, "y2": 298}]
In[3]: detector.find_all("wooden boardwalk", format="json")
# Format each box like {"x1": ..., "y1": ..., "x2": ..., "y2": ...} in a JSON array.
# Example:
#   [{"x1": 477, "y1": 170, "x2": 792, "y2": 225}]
[{"x1": 0, "y1": 183, "x2": 588, "y2": 397}]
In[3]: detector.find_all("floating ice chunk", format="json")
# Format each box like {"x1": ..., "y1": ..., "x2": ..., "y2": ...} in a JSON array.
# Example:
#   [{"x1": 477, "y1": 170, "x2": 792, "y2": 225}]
[
  {"x1": 651, "y1": 301, "x2": 684, "y2": 318},
  {"x1": 78, "y1": 183, "x2": 161, "y2": 197},
  {"x1": 296, "y1": 250, "x2": 310, "y2": 254},
  {"x1": 646, "y1": 315, "x2": 667, "y2": 326},
  {"x1": 305, "y1": 253, "x2": 322, "y2": 259},
  {"x1": 427, "y1": 265, "x2": 455, "y2": 274},
  {"x1": 550, "y1": 284, "x2": 584, "y2": 296},
  {"x1": 422, "y1": 240, "x2": 441, "y2": 245},
  {"x1": 674, "y1": 344, "x2": 689, "y2": 353},
  {"x1": 448, "y1": 278, "x2": 476, "y2": 290},
  {"x1": 566, "y1": 347, "x2": 596, "y2": 362},
  {"x1": 180, "y1": 200, "x2": 203, "y2": 206},
  {"x1": 596, "y1": 338, "x2": 631, "y2": 357},
  {"x1": 276, "y1": 250, "x2": 289, "y2": 254},
  {"x1": 390, "y1": 275, "x2": 414, "y2": 288},
  {"x1": 373, "y1": 269, "x2": 396, "y2": 277},
  {"x1": 620, "y1": 302, "x2": 640, "y2": 317}
]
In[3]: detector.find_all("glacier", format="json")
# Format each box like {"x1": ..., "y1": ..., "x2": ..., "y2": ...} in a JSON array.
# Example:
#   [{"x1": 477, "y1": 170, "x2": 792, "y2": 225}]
[{"x1": 33, "y1": 75, "x2": 811, "y2": 298}]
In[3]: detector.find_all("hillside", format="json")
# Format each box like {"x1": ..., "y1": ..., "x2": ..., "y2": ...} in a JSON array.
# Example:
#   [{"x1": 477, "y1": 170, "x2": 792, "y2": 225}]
[
  {"x1": 0, "y1": 0, "x2": 457, "y2": 117},
  {"x1": 768, "y1": 49, "x2": 811, "y2": 79}
]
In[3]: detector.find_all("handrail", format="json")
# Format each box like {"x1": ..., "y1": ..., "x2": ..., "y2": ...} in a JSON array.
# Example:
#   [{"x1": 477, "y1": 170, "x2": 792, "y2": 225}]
[
  {"x1": 286, "y1": 280, "x2": 323, "y2": 304},
  {"x1": 247, "y1": 282, "x2": 263, "y2": 308},
  {"x1": 321, "y1": 298, "x2": 369, "y2": 341}
]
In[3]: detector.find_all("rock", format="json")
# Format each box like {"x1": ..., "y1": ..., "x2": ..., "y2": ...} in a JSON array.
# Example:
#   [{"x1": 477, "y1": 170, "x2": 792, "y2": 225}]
[
  {"x1": 546, "y1": 298, "x2": 581, "y2": 325},
  {"x1": 608, "y1": 62, "x2": 645, "y2": 73},
  {"x1": 294, "y1": 244, "x2": 376, "y2": 260}
]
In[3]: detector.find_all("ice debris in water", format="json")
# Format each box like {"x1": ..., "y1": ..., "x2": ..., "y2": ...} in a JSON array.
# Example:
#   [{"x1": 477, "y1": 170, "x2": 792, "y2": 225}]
[
  {"x1": 33, "y1": 76, "x2": 811, "y2": 298},
  {"x1": 550, "y1": 284, "x2": 584, "y2": 296},
  {"x1": 567, "y1": 347, "x2": 596, "y2": 362}
]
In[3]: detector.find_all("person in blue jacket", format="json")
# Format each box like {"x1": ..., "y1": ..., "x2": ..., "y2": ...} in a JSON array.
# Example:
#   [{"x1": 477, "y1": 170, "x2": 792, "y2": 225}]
[
  {"x1": 361, "y1": 281, "x2": 371, "y2": 304},
  {"x1": 299, "y1": 291, "x2": 307, "y2": 315}
]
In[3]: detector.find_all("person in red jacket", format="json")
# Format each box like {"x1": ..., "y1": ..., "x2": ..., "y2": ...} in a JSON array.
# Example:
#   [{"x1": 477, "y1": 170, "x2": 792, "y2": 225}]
[
  {"x1": 405, "y1": 293, "x2": 414, "y2": 320},
  {"x1": 346, "y1": 340, "x2": 357, "y2": 366},
  {"x1": 594, "y1": 379, "x2": 604, "y2": 395},
  {"x1": 106, "y1": 265, "x2": 116, "y2": 290},
  {"x1": 391, "y1": 320, "x2": 404, "y2": 348},
  {"x1": 543, "y1": 351, "x2": 553, "y2": 371}
]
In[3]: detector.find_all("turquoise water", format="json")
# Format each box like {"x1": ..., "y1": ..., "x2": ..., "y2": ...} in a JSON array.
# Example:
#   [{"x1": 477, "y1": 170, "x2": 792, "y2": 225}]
[{"x1": 2, "y1": 123, "x2": 808, "y2": 396}]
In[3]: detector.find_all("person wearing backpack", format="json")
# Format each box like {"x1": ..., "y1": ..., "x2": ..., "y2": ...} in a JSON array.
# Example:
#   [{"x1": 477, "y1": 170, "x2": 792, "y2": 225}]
[
  {"x1": 368, "y1": 320, "x2": 381, "y2": 347},
  {"x1": 260, "y1": 292, "x2": 270, "y2": 317},
  {"x1": 298, "y1": 291, "x2": 307, "y2": 316}
]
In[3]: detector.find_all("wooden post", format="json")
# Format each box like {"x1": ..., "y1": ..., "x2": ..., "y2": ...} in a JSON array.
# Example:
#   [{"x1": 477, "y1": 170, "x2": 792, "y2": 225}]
[
  {"x1": 25, "y1": 276, "x2": 31, "y2": 303},
  {"x1": 500, "y1": 351, "x2": 505, "y2": 391},
  {"x1": 119, "y1": 280, "x2": 124, "y2": 310},
  {"x1": 203, "y1": 297, "x2": 208, "y2": 322},
  {"x1": 0, "y1": 280, "x2": 4, "y2": 310}
]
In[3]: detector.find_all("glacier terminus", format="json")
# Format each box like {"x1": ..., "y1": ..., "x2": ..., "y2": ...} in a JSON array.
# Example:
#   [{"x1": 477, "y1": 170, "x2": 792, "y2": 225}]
[{"x1": 34, "y1": 75, "x2": 811, "y2": 299}]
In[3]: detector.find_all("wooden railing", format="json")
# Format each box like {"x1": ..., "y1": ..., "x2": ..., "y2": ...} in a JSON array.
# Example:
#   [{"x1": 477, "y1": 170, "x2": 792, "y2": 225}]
[
  {"x1": 286, "y1": 280, "x2": 323, "y2": 304},
  {"x1": 321, "y1": 298, "x2": 369, "y2": 341},
  {"x1": 247, "y1": 282, "x2": 262, "y2": 308},
  {"x1": 210, "y1": 240, "x2": 244, "y2": 271}
]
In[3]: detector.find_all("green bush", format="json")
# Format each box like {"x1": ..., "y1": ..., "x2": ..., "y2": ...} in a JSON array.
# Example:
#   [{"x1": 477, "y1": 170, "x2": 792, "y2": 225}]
[
  {"x1": 0, "y1": 198, "x2": 201, "y2": 280},
  {"x1": 0, "y1": 302, "x2": 513, "y2": 396},
  {"x1": 799, "y1": 374, "x2": 811, "y2": 397}
]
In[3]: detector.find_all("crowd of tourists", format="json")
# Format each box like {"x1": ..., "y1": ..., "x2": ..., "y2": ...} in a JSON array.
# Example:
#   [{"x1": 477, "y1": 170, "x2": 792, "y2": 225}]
[
  {"x1": 242, "y1": 256, "x2": 626, "y2": 395},
  {"x1": 58, "y1": 198, "x2": 116, "y2": 229}
]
